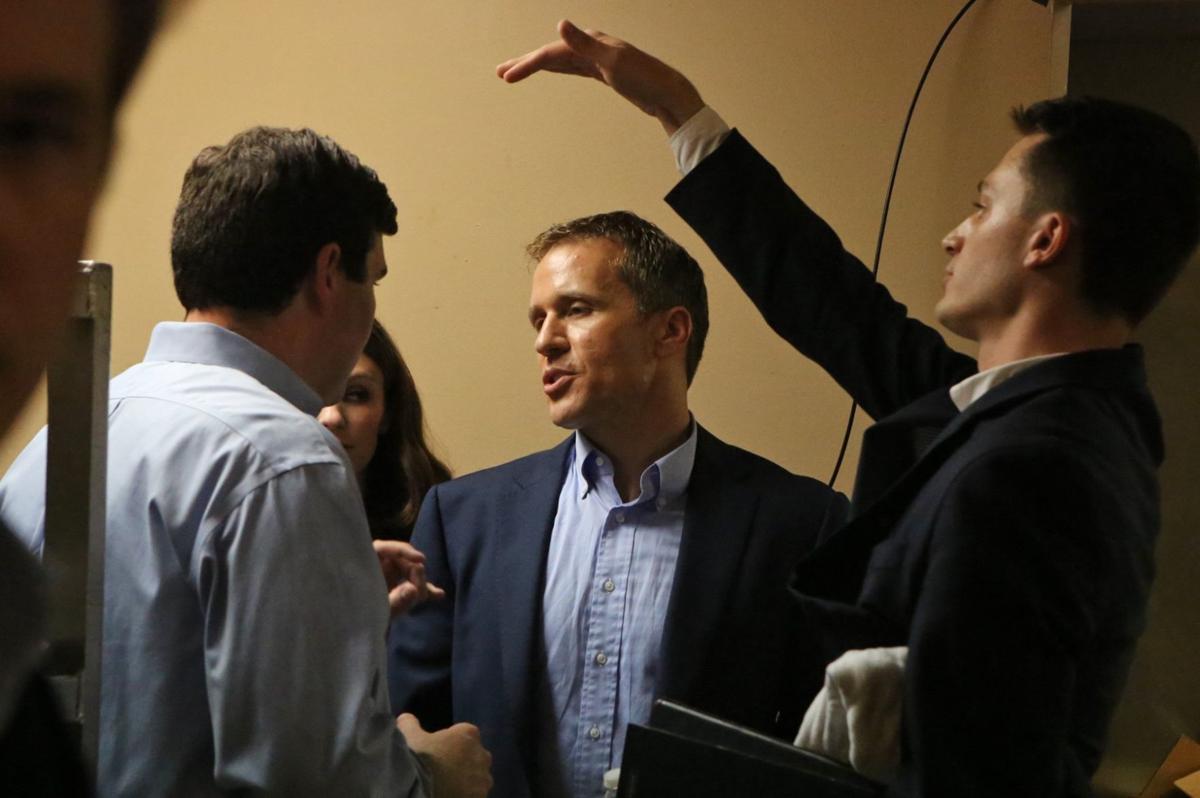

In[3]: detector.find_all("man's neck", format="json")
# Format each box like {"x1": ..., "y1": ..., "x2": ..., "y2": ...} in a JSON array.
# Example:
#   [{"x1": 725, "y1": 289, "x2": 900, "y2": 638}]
[
  {"x1": 584, "y1": 406, "x2": 693, "y2": 503},
  {"x1": 184, "y1": 307, "x2": 329, "y2": 400},
  {"x1": 974, "y1": 308, "x2": 1131, "y2": 372},
  {"x1": 186, "y1": 307, "x2": 286, "y2": 354}
]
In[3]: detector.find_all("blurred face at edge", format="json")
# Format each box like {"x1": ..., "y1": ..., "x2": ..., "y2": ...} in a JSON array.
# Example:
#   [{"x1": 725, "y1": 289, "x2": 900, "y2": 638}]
[{"x1": 0, "y1": 0, "x2": 115, "y2": 439}]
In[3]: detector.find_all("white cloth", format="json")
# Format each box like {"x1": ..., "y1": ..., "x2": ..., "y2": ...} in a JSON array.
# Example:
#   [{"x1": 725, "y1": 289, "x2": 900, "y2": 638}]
[{"x1": 795, "y1": 647, "x2": 908, "y2": 783}]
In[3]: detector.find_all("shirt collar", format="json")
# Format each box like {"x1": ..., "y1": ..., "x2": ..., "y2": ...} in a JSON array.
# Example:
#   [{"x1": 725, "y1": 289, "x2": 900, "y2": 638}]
[
  {"x1": 143, "y1": 322, "x2": 324, "y2": 416},
  {"x1": 948, "y1": 352, "x2": 1067, "y2": 412},
  {"x1": 573, "y1": 420, "x2": 699, "y2": 506}
]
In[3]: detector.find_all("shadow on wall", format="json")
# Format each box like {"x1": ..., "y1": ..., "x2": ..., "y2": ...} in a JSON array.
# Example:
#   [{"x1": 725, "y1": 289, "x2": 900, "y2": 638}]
[{"x1": 1066, "y1": 13, "x2": 1200, "y2": 797}]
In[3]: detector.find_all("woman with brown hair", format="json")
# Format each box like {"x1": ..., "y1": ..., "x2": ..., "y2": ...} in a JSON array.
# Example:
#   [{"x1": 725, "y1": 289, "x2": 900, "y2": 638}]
[{"x1": 320, "y1": 320, "x2": 451, "y2": 540}]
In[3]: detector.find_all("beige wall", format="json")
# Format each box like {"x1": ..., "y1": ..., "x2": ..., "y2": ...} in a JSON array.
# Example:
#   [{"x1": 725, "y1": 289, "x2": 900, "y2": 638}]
[
  {"x1": 49, "y1": 0, "x2": 1200, "y2": 783},
  {"x1": 2, "y1": 0, "x2": 1057, "y2": 485},
  {"x1": 15, "y1": 0, "x2": 1196, "y2": 790},
  {"x1": 10, "y1": 2, "x2": 1199, "y2": 789}
]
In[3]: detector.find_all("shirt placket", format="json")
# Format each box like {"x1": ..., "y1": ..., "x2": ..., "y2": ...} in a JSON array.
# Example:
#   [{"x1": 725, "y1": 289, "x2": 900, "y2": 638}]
[{"x1": 572, "y1": 503, "x2": 637, "y2": 797}]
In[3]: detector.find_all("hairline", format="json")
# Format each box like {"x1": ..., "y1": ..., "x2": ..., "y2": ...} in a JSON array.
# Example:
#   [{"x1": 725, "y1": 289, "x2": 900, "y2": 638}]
[{"x1": 532, "y1": 233, "x2": 680, "y2": 318}]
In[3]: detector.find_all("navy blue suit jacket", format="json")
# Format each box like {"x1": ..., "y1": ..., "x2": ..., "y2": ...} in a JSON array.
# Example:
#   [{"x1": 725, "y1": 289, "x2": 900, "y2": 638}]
[
  {"x1": 666, "y1": 130, "x2": 1162, "y2": 797},
  {"x1": 388, "y1": 425, "x2": 847, "y2": 798}
]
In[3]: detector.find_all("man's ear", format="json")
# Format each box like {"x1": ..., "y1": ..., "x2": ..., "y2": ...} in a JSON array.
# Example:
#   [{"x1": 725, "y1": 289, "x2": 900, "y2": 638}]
[
  {"x1": 655, "y1": 306, "x2": 693, "y2": 361},
  {"x1": 1024, "y1": 211, "x2": 1071, "y2": 271},
  {"x1": 305, "y1": 242, "x2": 343, "y2": 313}
]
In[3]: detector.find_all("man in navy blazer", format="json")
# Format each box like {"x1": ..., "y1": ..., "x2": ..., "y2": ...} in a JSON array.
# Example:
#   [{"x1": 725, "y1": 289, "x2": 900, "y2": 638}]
[
  {"x1": 388, "y1": 211, "x2": 846, "y2": 797},
  {"x1": 497, "y1": 21, "x2": 1200, "y2": 798}
]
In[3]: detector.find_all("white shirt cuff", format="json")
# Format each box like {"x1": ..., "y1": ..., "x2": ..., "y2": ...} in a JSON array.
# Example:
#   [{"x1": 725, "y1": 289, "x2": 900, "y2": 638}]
[{"x1": 669, "y1": 106, "x2": 732, "y2": 176}]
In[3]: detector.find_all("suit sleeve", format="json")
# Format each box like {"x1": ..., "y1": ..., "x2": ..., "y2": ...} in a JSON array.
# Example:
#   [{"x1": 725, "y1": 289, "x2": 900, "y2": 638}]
[
  {"x1": 388, "y1": 486, "x2": 455, "y2": 731},
  {"x1": 666, "y1": 130, "x2": 976, "y2": 420},
  {"x1": 890, "y1": 444, "x2": 1142, "y2": 797},
  {"x1": 775, "y1": 487, "x2": 854, "y2": 734}
]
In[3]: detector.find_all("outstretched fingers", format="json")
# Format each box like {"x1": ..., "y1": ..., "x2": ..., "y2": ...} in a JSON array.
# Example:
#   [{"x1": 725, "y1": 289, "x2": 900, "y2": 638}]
[
  {"x1": 496, "y1": 19, "x2": 608, "y2": 83},
  {"x1": 496, "y1": 20, "x2": 704, "y2": 133}
]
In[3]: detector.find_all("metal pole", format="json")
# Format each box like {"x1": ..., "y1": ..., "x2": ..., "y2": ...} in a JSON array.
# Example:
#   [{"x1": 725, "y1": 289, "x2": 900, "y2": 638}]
[{"x1": 43, "y1": 262, "x2": 111, "y2": 774}]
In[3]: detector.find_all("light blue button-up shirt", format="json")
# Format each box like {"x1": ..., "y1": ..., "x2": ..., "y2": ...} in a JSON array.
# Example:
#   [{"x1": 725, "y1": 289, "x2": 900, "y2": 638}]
[
  {"x1": 0, "y1": 322, "x2": 429, "y2": 797},
  {"x1": 538, "y1": 425, "x2": 697, "y2": 798}
]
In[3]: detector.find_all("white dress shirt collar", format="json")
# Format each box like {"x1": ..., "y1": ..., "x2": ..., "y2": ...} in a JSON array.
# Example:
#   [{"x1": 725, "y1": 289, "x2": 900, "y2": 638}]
[{"x1": 948, "y1": 352, "x2": 1067, "y2": 411}]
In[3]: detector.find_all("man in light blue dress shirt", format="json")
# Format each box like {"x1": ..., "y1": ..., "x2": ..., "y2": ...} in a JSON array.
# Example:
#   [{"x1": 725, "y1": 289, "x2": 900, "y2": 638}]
[
  {"x1": 388, "y1": 211, "x2": 846, "y2": 797},
  {"x1": 1, "y1": 127, "x2": 491, "y2": 796}
]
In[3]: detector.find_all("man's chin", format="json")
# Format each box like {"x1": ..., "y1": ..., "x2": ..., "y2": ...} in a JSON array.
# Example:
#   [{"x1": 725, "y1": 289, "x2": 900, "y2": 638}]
[
  {"x1": 546, "y1": 403, "x2": 584, "y2": 431},
  {"x1": 938, "y1": 318, "x2": 984, "y2": 345},
  {"x1": 934, "y1": 302, "x2": 969, "y2": 340}
]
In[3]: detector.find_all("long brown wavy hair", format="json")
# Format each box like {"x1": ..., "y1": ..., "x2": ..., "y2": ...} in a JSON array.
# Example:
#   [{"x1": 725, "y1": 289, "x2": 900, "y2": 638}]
[{"x1": 361, "y1": 321, "x2": 451, "y2": 540}]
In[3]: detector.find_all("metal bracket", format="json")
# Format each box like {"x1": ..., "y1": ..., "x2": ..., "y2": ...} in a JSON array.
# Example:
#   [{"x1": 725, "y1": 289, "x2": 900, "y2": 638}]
[{"x1": 43, "y1": 261, "x2": 111, "y2": 774}]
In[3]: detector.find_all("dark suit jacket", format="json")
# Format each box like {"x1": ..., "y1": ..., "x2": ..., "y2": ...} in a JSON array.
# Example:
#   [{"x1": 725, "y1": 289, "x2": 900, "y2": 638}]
[
  {"x1": 388, "y1": 425, "x2": 847, "y2": 798},
  {"x1": 666, "y1": 130, "x2": 1162, "y2": 798}
]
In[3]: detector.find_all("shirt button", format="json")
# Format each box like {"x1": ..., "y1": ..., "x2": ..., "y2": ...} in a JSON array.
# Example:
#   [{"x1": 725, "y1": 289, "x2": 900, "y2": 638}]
[
  {"x1": 596, "y1": 456, "x2": 606, "y2": 466},
  {"x1": 615, "y1": 512, "x2": 626, "y2": 523},
  {"x1": 595, "y1": 651, "x2": 608, "y2": 666},
  {"x1": 601, "y1": 578, "x2": 616, "y2": 593},
  {"x1": 589, "y1": 725, "x2": 601, "y2": 740},
  {"x1": 656, "y1": 497, "x2": 667, "y2": 510}
]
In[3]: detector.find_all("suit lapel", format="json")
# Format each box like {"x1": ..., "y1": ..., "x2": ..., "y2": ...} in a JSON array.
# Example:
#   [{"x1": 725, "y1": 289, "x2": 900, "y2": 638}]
[
  {"x1": 794, "y1": 387, "x2": 1008, "y2": 602},
  {"x1": 494, "y1": 438, "x2": 573, "y2": 764},
  {"x1": 848, "y1": 389, "x2": 958, "y2": 517},
  {"x1": 658, "y1": 428, "x2": 757, "y2": 700},
  {"x1": 795, "y1": 347, "x2": 1154, "y2": 602}
]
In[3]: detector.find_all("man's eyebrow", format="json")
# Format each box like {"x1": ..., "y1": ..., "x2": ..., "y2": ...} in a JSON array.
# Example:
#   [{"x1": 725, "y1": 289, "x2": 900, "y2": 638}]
[{"x1": 557, "y1": 291, "x2": 599, "y2": 304}]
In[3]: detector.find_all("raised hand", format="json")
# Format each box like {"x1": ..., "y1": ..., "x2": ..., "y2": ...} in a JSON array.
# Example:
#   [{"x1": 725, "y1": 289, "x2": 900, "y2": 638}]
[{"x1": 497, "y1": 19, "x2": 705, "y2": 134}]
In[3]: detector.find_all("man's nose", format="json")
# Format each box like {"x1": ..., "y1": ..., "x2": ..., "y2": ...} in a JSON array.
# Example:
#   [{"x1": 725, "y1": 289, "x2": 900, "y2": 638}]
[
  {"x1": 318, "y1": 404, "x2": 346, "y2": 431},
  {"x1": 534, "y1": 316, "x2": 567, "y2": 358},
  {"x1": 942, "y1": 227, "x2": 963, "y2": 255}
]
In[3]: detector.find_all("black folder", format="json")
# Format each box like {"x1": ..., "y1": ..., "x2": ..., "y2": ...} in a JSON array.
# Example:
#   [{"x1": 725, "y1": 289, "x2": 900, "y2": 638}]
[{"x1": 617, "y1": 699, "x2": 885, "y2": 797}]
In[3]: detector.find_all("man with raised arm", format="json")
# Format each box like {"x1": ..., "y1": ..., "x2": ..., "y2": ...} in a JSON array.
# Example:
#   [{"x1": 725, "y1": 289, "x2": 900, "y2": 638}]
[{"x1": 497, "y1": 21, "x2": 1200, "y2": 797}]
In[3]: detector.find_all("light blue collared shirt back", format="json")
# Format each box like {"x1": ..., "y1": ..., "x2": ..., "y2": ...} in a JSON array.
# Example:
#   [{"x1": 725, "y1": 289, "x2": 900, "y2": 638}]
[
  {"x1": 0, "y1": 322, "x2": 427, "y2": 797},
  {"x1": 538, "y1": 426, "x2": 697, "y2": 798}
]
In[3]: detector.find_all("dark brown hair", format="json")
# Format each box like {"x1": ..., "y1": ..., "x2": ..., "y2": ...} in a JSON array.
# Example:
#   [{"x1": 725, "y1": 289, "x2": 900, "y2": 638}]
[
  {"x1": 1012, "y1": 97, "x2": 1200, "y2": 324},
  {"x1": 360, "y1": 321, "x2": 451, "y2": 540},
  {"x1": 171, "y1": 126, "x2": 397, "y2": 314}
]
